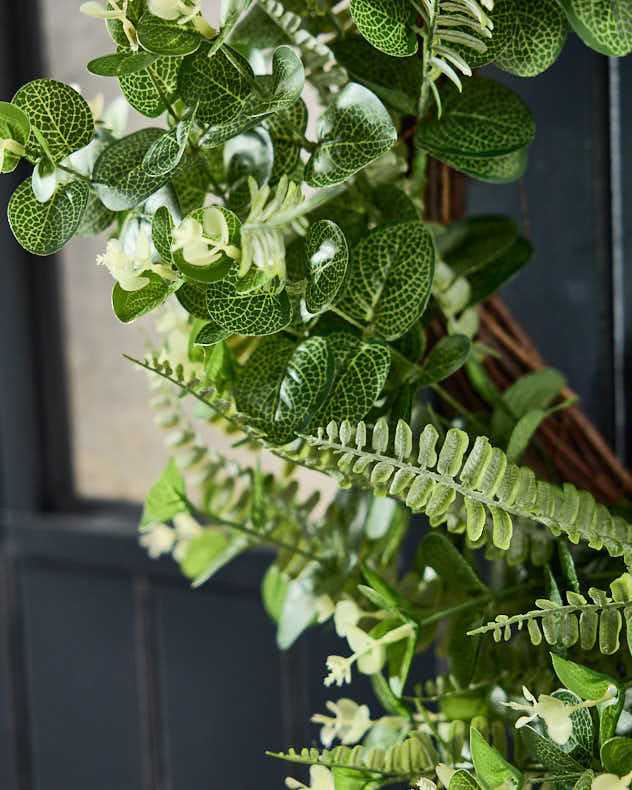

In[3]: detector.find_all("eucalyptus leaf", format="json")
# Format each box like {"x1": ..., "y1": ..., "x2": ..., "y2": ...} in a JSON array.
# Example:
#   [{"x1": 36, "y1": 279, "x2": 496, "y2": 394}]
[
  {"x1": 349, "y1": 0, "x2": 417, "y2": 57},
  {"x1": 277, "y1": 570, "x2": 319, "y2": 649},
  {"x1": 337, "y1": 222, "x2": 435, "y2": 341},
  {"x1": 246, "y1": 46, "x2": 304, "y2": 117},
  {"x1": 8, "y1": 179, "x2": 89, "y2": 256},
  {"x1": 466, "y1": 237, "x2": 533, "y2": 307},
  {"x1": 180, "y1": 530, "x2": 230, "y2": 579},
  {"x1": 87, "y1": 51, "x2": 160, "y2": 76},
  {"x1": 31, "y1": 158, "x2": 57, "y2": 203},
  {"x1": 142, "y1": 109, "x2": 196, "y2": 177},
  {"x1": 421, "y1": 532, "x2": 487, "y2": 594},
  {"x1": 193, "y1": 321, "x2": 232, "y2": 347},
  {"x1": 442, "y1": 216, "x2": 519, "y2": 278},
  {"x1": 137, "y1": 13, "x2": 203, "y2": 56},
  {"x1": 558, "y1": 0, "x2": 632, "y2": 56},
  {"x1": 13, "y1": 79, "x2": 94, "y2": 163},
  {"x1": 506, "y1": 409, "x2": 547, "y2": 462},
  {"x1": 419, "y1": 335, "x2": 471, "y2": 386},
  {"x1": 112, "y1": 270, "x2": 179, "y2": 323},
  {"x1": 305, "y1": 83, "x2": 397, "y2": 188},
  {"x1": 118, "y1": 54, "x2": 181, "y2": 118},
  {"x1": 206, "y1": 269, "x2": 292, "y2": 335},
  {"x1": 304, "y1": 220, "x2": 349, "y2": 313}
]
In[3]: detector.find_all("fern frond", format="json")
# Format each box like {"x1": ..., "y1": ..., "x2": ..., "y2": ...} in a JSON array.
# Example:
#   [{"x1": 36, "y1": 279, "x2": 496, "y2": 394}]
[
  {"x1": 291, "y1": 418, "x2": 632, "y2": 566},
  {"x1": 468, "y1": 574, "x2": 632, "y2": 655},
  {"x1": 268, "y1": 730, "x2": 439, "y2": 780},
  {"x1": 422, "y1": 0, "x2": 494, "y2": 113}
]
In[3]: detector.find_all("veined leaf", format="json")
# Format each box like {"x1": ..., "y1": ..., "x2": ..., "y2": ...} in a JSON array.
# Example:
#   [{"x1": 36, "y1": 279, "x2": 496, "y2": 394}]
[
  {"x1": 76, "y1": 190, "x2": 115, "y2": 237},
  {"x1": 467, "y1": 237, "x2": 533, "y2": 307},
  {"x1": 441, "y1": 215, "x2": 519, "y2": 278},
  {"x1": 520, "y1": 725, "x2": 584, "y2": 773},
  {"x1": 12, "y1": 79, "x2": 94, "y2": 163},
  {"x1": 112, "y1": 270, "x2": 179, "y2": 323},
  {"x1": 416, "y1": 77, "x2": 535, "y2": 160},
  {"x1": 92, "y1": 128, "x2": 190, "y2": 211},
  {"x1": 206, "y1": 269, "x2": 292, "y2": 335},
  {"x1": 264, "y1": 99, "x2": 308, "y2": 185},
  {"x1": 305, "y1": 83, "x2": 397, "y2": 188},
  {"x1": 8, "y1": 179, "x2": 89, "y2": 256},
  {"x1": 492, "y1": 367, "x2": 565, "y2": 444},
  {"x1": 178, "y1": 45, "x2": 253, "y2": 128},
  {"x1": 304, "y1": 220, "x2": 349, "y2": 313},
  {"x1": 492, "y1": 0, "x2": 569, "y2": 76},
  {"x1": 331, "y1": 35, "x2": 421, "y2": 115},
  {"x1": 142, "y1": 457, "x2": 188, "y2": 524},
  {"x1": 311, "y1": 331, "x2": 391, "y2": 427},
  {"x1": 551, "y1": 653, "x2": 617, "y2": 700},
  {"x1": 470, "y1": 728, "x2": 522, "y2": 790},
  {"x1": 246, "y1": 45, "x2": 304, "y2": 117},
  {"x1": 193, "y1": 321, "x2": 232, "y2": 347},
  {"x1": 119, "y1": 54, "x2": 181, "y2": 118},
  {"x1": 558, "y1": 0, "x2": 632, "y2": 56},
  {"x1": 337, "y1": 222, "x2": 435, "y2": 341},
  {"x1": 419, "y1": 335, "x2": 471, "y2": 387},
  {"x1": 437, "y1": 146, "x2": 530, "y2": 184},
  {"x1": 87, "y1": 51, "x2": 160, "y2": 76},
  {"x1": 235, "y1": 335, "x2": 333, "y2": 443},
  {"x1": 349, "y1": 0, "x2": 417, "y2": 57},
  {"x1": 601, "y1": 737, "x2": 632, "y2": 775},
  {"x1": 142, "y1": 108, "x2": 196, "y2": 176},
  {"x1": 0, "y1": 102, "x2": 30, "y2": 173},
  {"x1": 136, "y1": 13, "x2": 203, "y2": 56}
]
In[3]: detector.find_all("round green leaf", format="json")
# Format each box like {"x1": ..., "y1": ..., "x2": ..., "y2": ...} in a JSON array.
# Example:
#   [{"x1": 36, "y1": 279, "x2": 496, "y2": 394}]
[
  {"x1": 415, "y1": 77, "x2": 535, "y2": 159},
  {"x1": 143, "y1": 110, "x2": 196, "y2": 176},
  {"x1": 337, "y1": 222, "x2": 435, "y2": 341},
  {"x1": 304, "y1": 220, "x2": 349, "y2": 313},
  {"x1": 8, "y1": 178, "x2": 89, "y2": 256},
  {"x1": 349, "y1": 0, "x2": 417, "y2": 57},
  {"x1": 12, "y1": 79, "x2": 94, "y2": 163},
  {"x1": 176, "y1": 281, "x2": 211, "y2": 319},
  {"x1": 551, "y1": 653, "x2": 617, "y2": 700},
  {"x1": 601, "y1": 737, "x2": 632, "y2": 775},
  {"x1": 305, "y1": 83, "x2": 397, "y2": 188},
  {"x1": 112, "y1": 271, "x2": 179, "y2": 323},
  {"x1": 264, "y1": 99, "x2": 308, "y2": 185},
  {"x1": 246, "y1": 45, "x2": 304, "y2": 118},
  {"x1": 178, "y1": 45, "x2": 253, "y2": 128},
  {"x1": 87, "y1": 51, "x2": 160, "y2": 76},
  {"x1": 75, "y1": 190, "x2": 115, "y2": 237},
  {"x1": 492, "y1": 0, "x2": 569, "y2": 76},
  {"x1": 136, "y1": 13, "x2": 203, "y2": 55},
  {"x1": 0, "y1": 102, "x2": 30, "y2": 173},
  {"x1": 119, "y1": 54, "x2": 181, "y2": 118},
  {"x1": 470, "y1": 728, "x2": 523, "y2": 790},
  {"x1": 438, "y1": 146, "x2": 530, "y2": 184},
  {"x1": 558, "y1": 0, "x2": 632, "y2": 56},
  {"x1": 206, "y1": 271, "x2": 292, "y2": 335},
  {"x1": 193, "y1": 321, "x2": 232, "y2": 347},
  {"x1": 419, "y1": 335, "x2": 471, "y2": 386}
]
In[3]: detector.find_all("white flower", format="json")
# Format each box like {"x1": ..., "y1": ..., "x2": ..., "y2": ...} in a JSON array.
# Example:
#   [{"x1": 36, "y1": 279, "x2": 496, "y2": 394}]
[
  {"x1": 80, "y1": 1, "x2": 138, "y2": 50},
  {"x1": 503, "y1": 685, "x2": 618, "y2": 745},
  {"x1": 312, "y1": 699, "x2": 372, "y2": 747},
  {"x1": 324, "y1": 655, "x2": 352, "y2": 688},
  {"x1": 415, "y1": 779, "x2": 437, "y2": 790},
  {"x1": 171, "y1": 209, "x2": 240, "y2": 268},
  {"x1": 592, "y1": 771, "x2": 632, "y2": 790},
  {"x1": 140, "y1": 522, "x2": 176, "y2": 558},
  {"x1": 314, "y1": 595, "x2": 335, "y2": 624},
  {"x1": 0, "y1": 137, "x2": 25, "y2": 171},
  {"x1": 334, "y1": 600, "x2": 362, "y2": 637},
  {"x1": 285, "y1": 765, "x2": 335, "y2": 790},
  {"x1": 148, "y1": 0, "x2": 201, "y2": 24},
  {"x1": 97, "y1": 230, "x2": 164, "y2": 291},
  {"x1": 435, "y1": 765, "x2": 456, "y2": 789},
  {"x1": 171, "y1": 511, "x2": 202, "y2": 561}
]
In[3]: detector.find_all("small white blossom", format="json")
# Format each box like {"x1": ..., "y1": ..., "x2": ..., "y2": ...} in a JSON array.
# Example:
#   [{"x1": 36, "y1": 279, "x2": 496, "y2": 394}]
[
  {"x1": 80, "y1": 1, "x2": 138, "y2": 50},
  {"x1": 148, "y1": 0, "x2": 201, "y2": 24},
  {"x1": 314, "y1": 595, "x2": 335, "y2": 624},
  {"x1": 312, "y1": 699, "x2": 372, "y2": 747},
  {"x1": 503, "y1": 684, "x2": 618, "y2": 745},
  {"x1": 334, "y1": 599, "x2": 361, "y2": 637},
  {"x1": 171, "y1": 209, "x2": 240, "y2": 268},
  {"x1": 324, "y1": 655, "x2": 352, "y2": 688},
  {"x1": 285, "y1": 765, "x2": 335, "y2": 790},
  {"x1": 98, "y1": 230, "x2": 174, "y2": 292},
  {"x1": 140, "y1": 522, "x2": 176, "y2": 558},
  {"x1": 592, "y1": 771, "x2": 632, "y2": 790},
  {"x1": 171, "y1": 512, "x2": 202, "y2": 562}
]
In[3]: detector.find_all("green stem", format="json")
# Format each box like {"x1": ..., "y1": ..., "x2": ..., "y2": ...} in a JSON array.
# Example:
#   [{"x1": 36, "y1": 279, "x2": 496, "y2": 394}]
[
  {"x1": 55, "y1": 162, "x2": 93, "y2": 184},
  {"x1": 431, "y1": 382, "x2": 490, "y2": 435},
  {"x1": 146, "y1": 65, "x2": 180, "y2": 123}
]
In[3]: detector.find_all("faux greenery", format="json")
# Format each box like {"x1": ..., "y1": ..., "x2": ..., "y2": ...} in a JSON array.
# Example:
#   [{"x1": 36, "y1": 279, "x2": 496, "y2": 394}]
[{"x1": 4, "y1": 0, "x2": 632, "y2": 787}]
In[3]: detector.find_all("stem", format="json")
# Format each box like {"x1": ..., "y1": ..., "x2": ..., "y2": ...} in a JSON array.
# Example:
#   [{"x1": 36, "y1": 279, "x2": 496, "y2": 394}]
[
  {"x1": 146, "y1": 64, "x2": 180, "y2": 123},
  {"x1": 431, "y1": 382, "x2": 490, "y2": 435},
  {"x1": 56, "y1": 162, "x2": 93, "y2": 183}
]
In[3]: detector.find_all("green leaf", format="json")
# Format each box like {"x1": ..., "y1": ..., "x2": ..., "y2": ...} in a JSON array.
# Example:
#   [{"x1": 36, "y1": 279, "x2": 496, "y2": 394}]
[
  {"x1": 12, "y1": 79, "x2": 94, "y2": 163},
  {"x1": 143, "y1": 458, "x2": 188, "y2": 523},
  {"x1": 492, "y1": 368, "x2": 565, "y2": 443},
  {"x1": 419, "y1": 335, "x2": 471, "y2": 386},
  {"x1": 557, "y1": 0, "x2": 632, "y2": 56},
  {"x1": 438, "y1": 146, "x2": 530, "y2": 184},
  {"x1": 349, "y1": 0, "x2": 417, "y2": 57},
  {"x1": 492, "y1": 0, "x2": 569, "y2": 76},
  {"x1": 449, "y1": 611, "x2": 484, "y2": 689},
  {"x1": 466, "y1": 237, "x2": 533, "y2": 307},
  {"x1": 550, "y1": 690, "x2": 594, "y2": 765},
  {"x1": 152, "y1": 205, "x2": 175, "y2": 263},
  {"x1": 304, "y1": 220, "x2": 349, "y2": 313},
  {"x1": 187, "y1": 533, "x2": 249, "y2": 587},
  {"x1": 87, "y1": 51, "x2": 160, "y2": 76},
  {"x1": 449, "y1": 770, "x2": 479, "y2": 790},
  {"x1": 312, "y1": 331, "x2": 391, "y2": 427},
  {"x1": 601, "y1": 737, "x2": 632, "y2": 775},
  {"x1": 75, "y1": 190, "x2": 115, "y2": 237},
  {"x1": 277, "y1": 571, "x2": 318, "y2": 648},
  {"x1": 506, "y1": 409, "x2": 546, "y2": 462},
  {"x1": 193, "y1": 321, "x2": 232, "y2": 346},
  {"x1": 420, "y1": 532, "x2": 487, "y2": 593},
  {"x1": 92, "y1": 128, "x2": 190, "y2": 211},
  {"x1": 8, "y1": 179, "x2": 89, "y2": 256},
  {"x1": 331, "y1": 35, "x2": 421, "y2": 115},
  {"x1": 519, "y1": 726, "x2": 584, "y2": 773},
  {"x1": 206, "y1": 269, "x2": 292, "y2": 336},
  {"x1": 176, "y1": 281, "x2": 211, "y2": 319},
  {"x1": 261, "y1": 564, "x2": 289, "y2": 624},
  {"x1": 305, "y1": 83, "x2": 397, "y2": 188},
  {"x1": 246, "y1": 45, "x2": 304, "y2": 117},
  {"x1": 551, "y1": 653, "x2": 617, "y2": 700},
  {"x1": 112, "y1": 270, "x2": 179, "y2": 323},
  {"x1": 470, "y1": 728, "x2": 522, "y2": 790},
  {"x1": 573, "y1": 771, "x2": 595, "y2": 790},
  {"x1": 106, "y1": 0, "x2": 146, "y2": 45},
  {"x1": 441, "y1": 215, "x2": 519, "y2": 279},
  {"x1": 373, "y1": 185, "x2": 418, "y2": 224},
  {"x1": 338, "y1": 222, "x2": 435, "y2": 341},
  {"x1": 178, "y1": 45, "x2": 253, "y2": 129},
  {"x1": 136, "y1": 13, "x2": 203, "y2": 55},
  {"x1": 180, "y1": 529, "x2": 229, "y2": 579},
  {"x1": 119, "y1": 54, "x2": 181, "y2": 118},
  {"x1": 0, "y1": 101, "x2": 30, "y2": 173},
  {"x1": 416, "y1": 77, "x2": 535, "y2": 159},
  {"x1": 142, "y1": 109, "x2": 196, "y2": 176},
  {"x1": 234, "y1": 335, "x2": 333, "y2": 443},
  {"x1": 264, "y1": 99, "x2": 308, "y2": 185}
]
